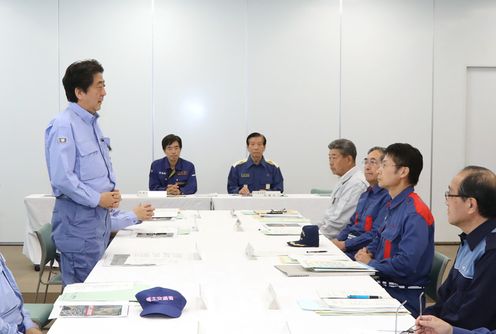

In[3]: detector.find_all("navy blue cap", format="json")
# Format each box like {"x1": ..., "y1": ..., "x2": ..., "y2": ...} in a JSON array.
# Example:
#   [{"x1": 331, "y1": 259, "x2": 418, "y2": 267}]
[
  {"x1": 135, "y1": 287, "x2": 187, "y2": 318},
  {"x1": 287, "y1": 225, "x2": 319, "y2": 247}
]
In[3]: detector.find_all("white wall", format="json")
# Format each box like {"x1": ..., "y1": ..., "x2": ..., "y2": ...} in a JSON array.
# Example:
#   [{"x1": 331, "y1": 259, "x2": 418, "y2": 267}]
[
  {"x1": 0, "y1": 0, "x2": 58, "y2": 243},
  {"x1": 1, "y1": 0, "x2": 495, "y2": 243}
]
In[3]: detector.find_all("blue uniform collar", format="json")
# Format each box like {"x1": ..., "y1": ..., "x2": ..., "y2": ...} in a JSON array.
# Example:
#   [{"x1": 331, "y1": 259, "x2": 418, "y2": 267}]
[
  {"x1": 69, "y1": 102, "x2": 99, "y2": 124},
  {"x1": 246, "y1": 155, "x2": 266, "y2": 168},
  {"x1": 459, "y1": 219, "x2": 496, "y2": 251},
  {"x1": 370, "y1": 184, "x2": 385, "y2": 194},
  {"x1": 389, "y1": 186, "x2": 414, "y2": 210},
  {"x1": 163, "y1": 157, "x2": 183, "y2": 170}
]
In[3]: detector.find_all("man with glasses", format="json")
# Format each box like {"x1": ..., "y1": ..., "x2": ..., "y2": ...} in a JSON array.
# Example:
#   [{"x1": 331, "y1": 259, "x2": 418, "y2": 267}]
[
  {"x1": 423, "y1": 166, "x2": 496, "y2": 330},
  {"x1": 332, "y1": 146, "x2": 390, "y2": 258},
  {"x1": 319, "y1": 139, "x2": 368, "y2": 239},
  {"x1": 355, "y1": 143, "x2": 434, "y2": 317}
]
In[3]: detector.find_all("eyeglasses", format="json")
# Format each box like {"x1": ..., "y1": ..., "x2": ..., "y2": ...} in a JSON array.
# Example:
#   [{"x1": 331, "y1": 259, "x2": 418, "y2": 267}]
[
  {"x1": 444, "y1": 191, "x2": 468, "y2": 201},
  {"x1": 362, "y1": 158, "x2": 380, "y2": 166}
]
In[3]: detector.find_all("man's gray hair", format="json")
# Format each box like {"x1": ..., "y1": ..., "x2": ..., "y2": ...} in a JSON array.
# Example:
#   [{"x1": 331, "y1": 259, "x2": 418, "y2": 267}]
[{"x1": 328, "y1": 139, "x2": 357, "y2": 161}]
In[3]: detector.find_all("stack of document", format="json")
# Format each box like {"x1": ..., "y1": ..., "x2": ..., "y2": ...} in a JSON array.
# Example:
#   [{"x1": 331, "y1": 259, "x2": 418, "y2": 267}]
[
  {"x1": 298, "y1": 257, "x2": 376, "y2": 273},
  {"x1": 49, "y1": 282, "x2": 149, "y2": 318},
  {"x1": 319, "y1": 298, "x2": 410, "y2": 315},
  {"x1": 152, "y1": 208, "x2": 180, "y2": 220}
]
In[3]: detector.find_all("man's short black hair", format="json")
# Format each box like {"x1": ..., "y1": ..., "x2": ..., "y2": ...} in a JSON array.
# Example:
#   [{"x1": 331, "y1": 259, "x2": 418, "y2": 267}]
[
  {"x1": 328, "y1": 139, "x2": 357, "y2": 162},
  {"x1": 62, "y1": 59, "x2": 104, "y2": 103},
  {"x1": 385, "y1": 143, "x2": 423, "y2": 186},
  {"x1": 459, "y1": 166, "x2": 496, "y2": 219},
  {"x1": 246, "y1": 132, "x2": 266, "y2": 146},
  {"x1": 162, "y1": 134, "x2": 182, "y2": 150},
  {"x1": 368, "y1": 146, "x2": 386, "y2": 158}
]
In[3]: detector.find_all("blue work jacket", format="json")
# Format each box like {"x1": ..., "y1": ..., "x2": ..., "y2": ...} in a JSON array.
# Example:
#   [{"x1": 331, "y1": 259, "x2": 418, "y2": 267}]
[
  {"x1": 227, "y1": 156, "x2": 283, "y2": 194},
  {"x1": 149, "y1": 157, "x2": 197, "y2": 194}
]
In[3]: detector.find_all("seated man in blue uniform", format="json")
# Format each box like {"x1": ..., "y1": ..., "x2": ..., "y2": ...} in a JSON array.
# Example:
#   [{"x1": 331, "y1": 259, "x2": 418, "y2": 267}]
[
  {"x1": 149, "y1": 134, "x2": 197, "y2": 195},
  {"x1": 424, "y1": 166, "x2": 496, "y2": 330},
  {"x1": 331, "y1": 146, "x2": 390, "y2": 258},
  {"x1": 45, "y1": 60, "x2": 122, "y2": 285},
  {"x1": 417, "y1": 315, "x2": 496, "y2": 334},
  {"x1": 227, "y1": 132, "x2": 284, "y2": 195},
  {"x1": 355, "y1": 143, "x2": 434, "y2": 317},
  {"x1": 1, "y1": 253, "x2": 42, "y2": 334},
  {"x1": 319, "y1": 139, "x2": 368, "y2": 239}
]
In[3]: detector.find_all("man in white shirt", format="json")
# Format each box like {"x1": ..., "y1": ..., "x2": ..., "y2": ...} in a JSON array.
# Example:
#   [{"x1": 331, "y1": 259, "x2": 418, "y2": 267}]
[{"x1": 318, "y1": 139, "x2": 368, "y2": 239}]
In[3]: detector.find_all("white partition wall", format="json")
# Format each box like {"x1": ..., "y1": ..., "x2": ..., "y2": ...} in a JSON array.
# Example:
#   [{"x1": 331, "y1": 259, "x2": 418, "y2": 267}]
[
  {"x1": 0, "y1": 0, "x2": 58, "y2": 243},
  {"x1": 153, "y1": 0, "x2": 246, "y2": 194},
  {"x1": 3, "y1": 0, "x2": 496, "y2": 242},
  {"x1": 432, "y1": 0, "x2": 496, "y2": 241},
  {"x1": 58, "y1": 0, "x2": 153, "y2": 194},
  {"x1": 246, "y1": 0, "x2": 341, "y2": 193},
  {"x1": 341, "y1": 0, "x2": 434, "y2": 204}
]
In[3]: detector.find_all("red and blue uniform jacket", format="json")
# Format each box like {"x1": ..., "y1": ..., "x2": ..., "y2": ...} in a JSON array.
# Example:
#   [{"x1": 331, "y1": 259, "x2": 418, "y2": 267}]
[
  {"x1": 336, "y1": 185, "x2": 390, "y2": 254},
  {"x1": 367, "y1": 186, "x2": 434, "y2": 287}
]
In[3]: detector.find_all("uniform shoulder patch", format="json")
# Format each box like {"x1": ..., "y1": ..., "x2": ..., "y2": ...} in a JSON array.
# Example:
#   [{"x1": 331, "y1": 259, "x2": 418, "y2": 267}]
[
  {"x1": 266, "y1": 160, "x2": 279, "y2": 168},
  {"x1": 232, "y1": 159, "x2": 247, "y2": 167},
  {"x1": 408, "y1": 193, "x2": 434, "y2": 226}
]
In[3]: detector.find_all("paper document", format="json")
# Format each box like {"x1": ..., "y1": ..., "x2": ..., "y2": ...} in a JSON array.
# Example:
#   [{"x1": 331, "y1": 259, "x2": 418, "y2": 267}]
[
  {"x1": 298, "y1": 258, "x2": 376, "y2": 272},
  {"x1": 153, "y1": 208, "x2": 180, "y2": 219},
  {"x1": 59, "y1": 304, "x2": 128, "y2": 317},
  {"x1": 322, "y1": 298, "x2": 410, "y2": 314},
  {"x1": 59, "y1": 282, "x2": 149, "y2": 302}
]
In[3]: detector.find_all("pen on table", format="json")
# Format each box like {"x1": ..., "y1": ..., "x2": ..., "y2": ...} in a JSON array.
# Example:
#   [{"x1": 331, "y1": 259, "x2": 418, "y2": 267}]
[
  {"x1": 347, "y1": 295, "x2": 381, "y2": 299},
  {"x1": 306, "y1": 250, "x2": 328, "y2": 253}
]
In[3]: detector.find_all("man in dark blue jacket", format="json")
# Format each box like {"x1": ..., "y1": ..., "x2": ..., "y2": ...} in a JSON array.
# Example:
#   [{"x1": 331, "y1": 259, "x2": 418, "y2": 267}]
[
  {"x1": 424, "y1": 166, "x2": 496, "y2": 330},
  {"x1": 227, "y1": 132, "x2": 283, "y2": 195},
  {"x1": 355, "y1": 143, "x2": 434, "y2": 317},
  {"x1": 149, "y1": 134, "x2": 197, "y2": 195},
  {"x1": 332, "y1": 146, "x2": 390, "y2": 258}
]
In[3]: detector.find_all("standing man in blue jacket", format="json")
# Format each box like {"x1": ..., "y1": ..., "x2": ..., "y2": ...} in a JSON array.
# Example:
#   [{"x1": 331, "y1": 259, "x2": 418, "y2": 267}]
[
  {"x1": 45, "y1": 59, "x2": 121, "y2": 285},
  {"x1": 424, "y1": 166, "x2": 496, "y2": 330},
  {"x1": 355, "y1": 143, "x2": 434, "y2": 317},
  {"x1": 149, "y1": 134, "x2": 197, "y2": 195},
  {"x1": 227, "y1": 132, "x2": 283, "y2": 195},
  {"x1": 332, "y1": 146, "x2": 390, "y2": 258}
]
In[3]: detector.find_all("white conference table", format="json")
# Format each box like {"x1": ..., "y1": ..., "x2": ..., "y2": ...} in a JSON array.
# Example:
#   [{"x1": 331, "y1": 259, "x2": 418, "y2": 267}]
[
  {"x1": 23, "y1": 193, "x2": 330, "y2": 265},
  {"x1": 212, "y1": 194, "x2": 330, "y2": 223},
  {"x1": 22, "y1": 194, "x2": 212, "y2": 265},
  {"x1": 48, "y1": 211, "x2": 414, "y2": 334}
]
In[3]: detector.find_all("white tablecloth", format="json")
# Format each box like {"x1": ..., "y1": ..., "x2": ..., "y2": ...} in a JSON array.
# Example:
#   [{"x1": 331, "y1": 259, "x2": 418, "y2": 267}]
[
  {"x1": 212, "y1": 194, "x2": 330, "y2": 223},
  {"x1": 23, "y1": 194, "x2": 330, "y2": 265},
  {"x1": 22, "y1": 194, "x2": 212, "y2": 265},
  {"x1": 47, "y1": 211, "x2": 414, "y2": 334}
]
